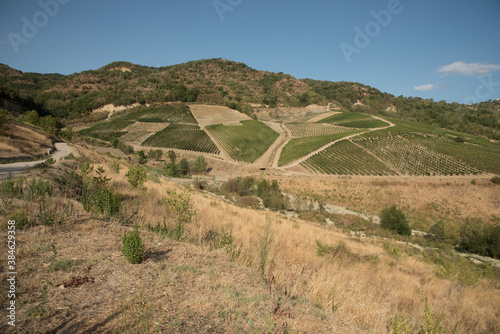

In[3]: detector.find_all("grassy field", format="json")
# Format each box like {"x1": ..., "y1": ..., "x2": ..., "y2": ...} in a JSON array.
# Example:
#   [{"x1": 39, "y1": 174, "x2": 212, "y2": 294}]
[
  {"x1": 279, "y1": 131, "x2": 362, "y2": 166},
  {"x1": 318, "y1": 112, "x2": 369, "y2": 124},
  {"x1": 207, "y1": 120, "x2": 279, "y2": 162},
  {"x1": 339, "y1": 118, "x2": 389, "y2": 128},
  {"x1": 141, "y1": 123, "x2": 220, "y2": 154}
]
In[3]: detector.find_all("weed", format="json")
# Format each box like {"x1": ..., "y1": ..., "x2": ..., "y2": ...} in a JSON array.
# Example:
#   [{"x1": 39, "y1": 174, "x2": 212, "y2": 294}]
[
  {"x1": 108, "y1": 158, "x2": 120, "y2": 173},
  {"x1": 257, "y1": 220, "x2": 273, "y2": 280}
]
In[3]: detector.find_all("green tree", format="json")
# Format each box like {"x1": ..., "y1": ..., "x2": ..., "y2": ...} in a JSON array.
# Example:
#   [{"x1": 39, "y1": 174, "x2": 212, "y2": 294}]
[
  {"x1": 193, "y1": 155, "x2": 207, "y2": 173},
  {"x1": 125, "y1": 165, "x2": 148, "y2": 190},
  {"x1": 459, "y1": 219, "x2": 487, "y2": 255},
  {"x1": 178, "y1": 158, "x2": 190, "y2": 176},
  {"x1": 0, "y1": 108, "x2": 12, "y2": 134},
  {"x1": 137, "y1": 150, "x2": 147, "y2": 164},
  {"x1": 40, "y1": 115, "x2": 61, "y2": 137},
  {"x1": 25, "y1": 110, "x2": 40, "y2": 126},
  {"x1": 380, "y1": 205, "x2": 412, "y2": 236}
]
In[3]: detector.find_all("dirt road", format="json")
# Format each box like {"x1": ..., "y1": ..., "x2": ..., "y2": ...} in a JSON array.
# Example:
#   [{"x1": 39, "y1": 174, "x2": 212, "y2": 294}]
[{"x1": 0, "y1": 142, "x2": 72, "y2": 180}]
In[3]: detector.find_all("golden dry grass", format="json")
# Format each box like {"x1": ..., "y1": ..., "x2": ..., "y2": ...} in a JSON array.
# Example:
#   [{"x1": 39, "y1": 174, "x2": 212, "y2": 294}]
[
  {"x1": 0, "y1": 124, "x2": 52, "y2": 158},
  {"x1": 1, "y1": 147, "x2": 499, "y2": 333}
]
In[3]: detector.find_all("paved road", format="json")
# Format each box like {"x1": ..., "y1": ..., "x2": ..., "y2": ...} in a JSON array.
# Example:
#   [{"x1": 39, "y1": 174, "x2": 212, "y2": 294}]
[{"x1": 0, "y1": 142, "x2": 71, "y2": 180}]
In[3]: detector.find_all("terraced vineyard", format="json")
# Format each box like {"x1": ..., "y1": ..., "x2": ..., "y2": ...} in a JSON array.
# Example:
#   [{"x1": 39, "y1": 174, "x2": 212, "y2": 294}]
[
  {"x1": 319, "y1": 112, "x2": 369, "y2": 124},
  {"x1": 353, "y1": 136, "x2": 480, "y2": 176},
  {"x1": 300, "y1": 140, "x2": 396, "y2": 176},
  {"x1": 116, "y1": 105, "x2": 197, "y2": 124},
  {"x1": 279, "y1": 130, "x2": 363, "y2": 166},
  {"x1": 339, "y1": 119, "x2": 389, "y2": 128},
  {"x1": 207, "y1": 120, "x2": 279, "y2": 163},
  {"x1": 286, "y1": 123, "x2": 352, "y2": 137},
  {"x1": 141, "y1": 124, "x2": 220, "y2": 154}
]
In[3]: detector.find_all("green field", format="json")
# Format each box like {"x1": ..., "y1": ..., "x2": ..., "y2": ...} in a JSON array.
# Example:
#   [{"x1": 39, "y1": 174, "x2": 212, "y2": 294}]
[
  {"x1": 278, "y1": 130, "x2": 362, "y2": 166},
  {"x1": 207, "y1": 120, "x2": 279, "y2": 163},
  {"x1": 286, "y1": 123, "x2": 352, "y2": 137},
  {"x1": 141, "y1": 124, "x2": 219, "y2": 154},
  {"x1": 319, "y1": 112, "x2": 370, "y2": 124},
  {"x1": 114, "y1": 105, "x2": 197, "y2": 124},
  {"x1": 339, "y1": 119, "x2": 389, "y2": 128},
  {"x1": 301, "y1": 140, "x2": 396, "y2": 175}
]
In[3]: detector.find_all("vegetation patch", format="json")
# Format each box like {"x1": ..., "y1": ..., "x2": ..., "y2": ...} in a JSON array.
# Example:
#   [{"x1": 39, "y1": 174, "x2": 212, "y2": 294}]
[
  {"x1": 301, "y1": 140, "x2": 396, "y2": 175},
  {"x1": 207, "y1": 120, "x2": 279, "y2": 162},
  {"x1": 279, "y1": 131, "x2": 362, "y2": 166},
  {"x1": 141, "y1": 123, "x2": 219, "y2": 154}
]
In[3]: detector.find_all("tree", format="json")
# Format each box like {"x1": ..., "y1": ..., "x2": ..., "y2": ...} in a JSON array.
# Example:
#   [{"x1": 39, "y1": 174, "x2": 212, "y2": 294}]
[
  {"x1": 193, "y1": 155, "x2": 207, "y2": 173},
  {"x1": 40, "y1": 115, "x2": 61, "y2": 137},
  {"x1": 380, "y1": 205, "x2": 412, "y2": 236},
  {"x1": 0, "y1": 108, "x2": 12, "y2": 134},
  {"x1": 178, "y1": 158, "x2": 190, "y2": 176},
  {"x1": 459, "y1": 219, "x2": 487, "y2": 255},
  {"x1": 25, "y1": 110, "x2": 40, "y2": 126},
  {"x1": 125, "y1": 165, "x2": 148, "y2": 190}
]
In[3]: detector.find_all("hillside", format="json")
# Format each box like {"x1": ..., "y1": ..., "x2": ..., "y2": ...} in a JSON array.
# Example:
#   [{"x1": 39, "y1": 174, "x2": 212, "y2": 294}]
[
  {"x1": 1, "y1": 141, "x2": 499, "y2": 333},
  {"x1": 1, "y1": 59, "x2": 499, "y2": 140}
]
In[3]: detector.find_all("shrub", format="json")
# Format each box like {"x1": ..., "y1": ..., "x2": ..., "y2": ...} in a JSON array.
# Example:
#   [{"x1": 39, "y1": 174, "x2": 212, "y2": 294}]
[
  {"x1": 126, "y1": 165, "x2": 148, "y2": 190},
  {"x1": 108, "y1": 159, "x2": 120, "y2": 174},
  {"x1": 192, "y1": 155, "x2": 207, "y2": 173},
  {"x1": 380, "y1": 205, "x2": 412, "y2": 236},
  {"x1": 92, "y1": 187, "x2": 120, "y2": 218},
  {"x1": 491, "y1": 176, "x2": 500, "y2": 185},
  {"x1": 458, "y1": 219, "x2": 486, "y2": 255},
  {"x1": 121, "y1": 226, "x2": 145, "y2": 264},
  {"x1": 428, "y1": 221, "x2": 446, "y2": 242}
]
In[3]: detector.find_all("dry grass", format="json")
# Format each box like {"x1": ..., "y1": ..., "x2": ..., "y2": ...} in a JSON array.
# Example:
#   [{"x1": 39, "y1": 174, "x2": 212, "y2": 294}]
[
  {"x1": 0, "y1": 124, "x2": 52, "y2": 158},
  {"x1": 1, "y1": 148, "x2": 499, "y2": 333},
  {"x1": 278, "y1": 175, "x2": 500, "y2": 230}
]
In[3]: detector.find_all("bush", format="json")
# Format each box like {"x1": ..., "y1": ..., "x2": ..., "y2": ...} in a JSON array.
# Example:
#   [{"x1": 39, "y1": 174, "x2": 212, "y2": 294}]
[
  {"x1": 380, "y1": 205, "x2": 412, "y2": 236},
  {"x1": 121, "y1": 226, "x2": 145, "y2": 264},
  {"x1": 126, "y1": 165, "x2": 148, "y2": 190},
  {"x1": 491, "y1": 176, "x2": 500, "y2": 185},
  {"x1": 192, "y1": 155, "x2": 207, "y2": 173},
  {"x1": 92, "y1": 187, "x2": 120, "y2": 218}
]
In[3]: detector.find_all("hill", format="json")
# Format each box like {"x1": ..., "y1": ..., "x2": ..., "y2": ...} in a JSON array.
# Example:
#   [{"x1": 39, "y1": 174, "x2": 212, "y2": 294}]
[{"x1": 1, "y1": 59, "x2": 499, "y2": 140}]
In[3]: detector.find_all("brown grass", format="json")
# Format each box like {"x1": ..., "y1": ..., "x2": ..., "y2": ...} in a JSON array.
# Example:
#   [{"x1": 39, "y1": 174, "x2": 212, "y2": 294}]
[
  {"x1": 1, "y1": 148, "x2": 499, "y2": 333},
  {"x1": 0, "y1": 124, "x2": 52, "y2": 158}
]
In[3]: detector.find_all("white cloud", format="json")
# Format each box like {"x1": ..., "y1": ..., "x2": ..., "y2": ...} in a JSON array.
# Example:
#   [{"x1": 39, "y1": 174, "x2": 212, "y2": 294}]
[
  {"x1": 437, "y1": 61, "x2": 500, "y2": 76},
  {"x1": 413, "y1": 83, "x2": 449, "y2": 92},
  {"x1": 414, "y1": 84, "x2": 436, "y2": 92}
]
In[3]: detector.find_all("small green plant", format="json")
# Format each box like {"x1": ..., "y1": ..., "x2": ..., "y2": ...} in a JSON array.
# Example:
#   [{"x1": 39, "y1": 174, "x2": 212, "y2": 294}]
[
  {"x1": 126, "y1": 165, "x2": 148, "y2": 190},
  {"x1": 164, "y1": 189, "x2": 196, "y2": 241},
  {"x1": 92, "y1": 187, "x2": 120, "y2": 218},
  {"x1": 121, "y1": 226, "x2": 145, "y2": 264}
]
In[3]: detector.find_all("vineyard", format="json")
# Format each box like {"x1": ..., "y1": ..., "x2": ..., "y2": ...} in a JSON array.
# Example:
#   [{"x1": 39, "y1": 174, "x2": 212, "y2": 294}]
[
  {"x1": 300, "y1": 140, "x2": 396, "y2": 176},
  {"x1": 207, "y1": 120, "x2": 279, "y2": 163},
  {"x1": 319, "y1": 112, "x2": 370, "y2": 124},
  {"x1": 339, "y1": 119, "x2": 389, "y2": 128},
  {"x1": 141, "y1": 123, "x2": 220, "y2": 154},
  {"x1": 278, "y1": 130, "x2": 362, "y2": 166},
  {"x1": 115, "y1": 105, "x2": 197, "y2": 124},
  {"x1": 353, "y1": 136, "x2": 480, "y2": 175},
  {"x1": 286, "y1": 123, "x2": 352, "y2": 137}
]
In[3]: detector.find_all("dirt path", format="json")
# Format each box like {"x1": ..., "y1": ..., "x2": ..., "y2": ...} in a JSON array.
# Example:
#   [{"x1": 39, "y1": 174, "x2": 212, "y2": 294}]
[
  {"x1": 272, "y1": 123, "x2": 293, "y2": 168},
  {"x1": 0, "y1": 142, "x2": 72, "y2": 180},
  {"x1": 253, "y1": 122, "x2": 286, "y2": 168}
]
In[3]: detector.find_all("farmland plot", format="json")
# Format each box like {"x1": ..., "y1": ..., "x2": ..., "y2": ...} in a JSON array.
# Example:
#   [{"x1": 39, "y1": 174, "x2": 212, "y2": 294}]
[
  {"x1": 353, "y1": 136, "x2": 481, "y2": 176},
  {"x1": 190, "y1": 104, "x2": 251, "y2": 127},
  {"x1": 141, "y1": 123, "x2": 220, "y2": 154},
  {"x1": 287, "y1": 123, "x2": 352, "y2": 137},
  {"x1": 207, "y1": 120, "x2": 279, "y2": 163},
  {"x1": 300, "y1": 140, "x2": 396, "y2": 175}
]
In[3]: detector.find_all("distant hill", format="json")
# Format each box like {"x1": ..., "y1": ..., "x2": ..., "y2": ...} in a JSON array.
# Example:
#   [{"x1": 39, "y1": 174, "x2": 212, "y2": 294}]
[{"x1": 0, "y1": 58, "x2": 499, "y2": 140}]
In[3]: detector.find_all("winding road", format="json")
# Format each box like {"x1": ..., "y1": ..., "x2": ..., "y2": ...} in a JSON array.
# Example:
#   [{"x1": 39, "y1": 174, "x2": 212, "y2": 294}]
[{"x1": 0, "y1": 142, "x2": 72, "y2": 180}]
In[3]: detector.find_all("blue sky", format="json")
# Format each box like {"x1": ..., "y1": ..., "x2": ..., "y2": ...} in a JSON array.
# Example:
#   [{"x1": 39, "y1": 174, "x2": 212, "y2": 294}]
[{"x1": 0, "y1": 0, "x2": 499, "y2": 104}]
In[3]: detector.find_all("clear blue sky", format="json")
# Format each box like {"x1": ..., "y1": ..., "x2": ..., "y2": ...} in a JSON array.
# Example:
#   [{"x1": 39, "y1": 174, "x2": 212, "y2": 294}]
[{"x1": 1, "y1": 0, "x2": 499, "y2": 104}]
